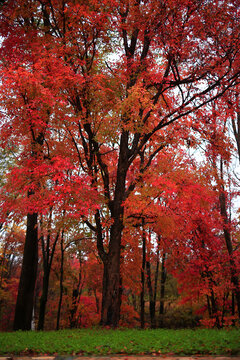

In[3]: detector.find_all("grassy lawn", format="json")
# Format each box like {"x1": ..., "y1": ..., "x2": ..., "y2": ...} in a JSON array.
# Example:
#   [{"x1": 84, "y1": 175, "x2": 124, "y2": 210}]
[{"x1": 0, "y1": 328, "x2": 239, "y2": 356}]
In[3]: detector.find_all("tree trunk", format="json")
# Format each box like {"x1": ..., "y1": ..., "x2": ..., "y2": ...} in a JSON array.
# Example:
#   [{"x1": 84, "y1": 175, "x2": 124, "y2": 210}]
[
  {"x1": 153, "y1": 236, "x2": 160, "y2": 322},
  {"x1": 221, "y1": 292, "x2": 228, "y2": 326},
  {"x1": 145, "y1": 231, "x2": 160, "y2": 329},
  {"x1": 101, "y1": 242, "x2": 121, "y2": 326},
  {"x1": 13, "y1": 212, "x2": 38, "y2": 330},
  {"x1": 210, "y1": 288, "x2": 220, "y2": 328},
  {"x1": 38, "y1": 227, "x2": 59, "y2": 330},
  {"x1": 159, "y1": 252, "x2": 166, "y2": 327},
  {"x1": 69, "y1": 257, "x2": 84, "y2": 328},
  {"x1": 140, "y1": 218, "x2": 146, "y2": 328},
  {"x1": 37, "y1": 268, "x2": 50, "y2": 330},
  {"x1": 232, "y1": 292, "x2": 236, "y2": 326},
  {"x1": 56, "y1": 231, "x2": 64, "y2": 330},
  {"x1": 231, "y1": 109, "x2": 240, "y2": 164},
  {"x1": 69, "y1": 288, "x2": 80, "y2": 328},
  {"x1": 146, "y1": 259, "x2": 156, "y2": 328},
  {"x1": 206, "y1": 295, "x2": 212, "y2": 317},
  {"x1": 231, "y1": 107, "x2": 240, "y2": 320},
  {"x1": 99, "y1": 134, "x2": 127, "y2": 327},
  {"x1": 94, "y1": 288, "x2": 100, "y2": 314}
]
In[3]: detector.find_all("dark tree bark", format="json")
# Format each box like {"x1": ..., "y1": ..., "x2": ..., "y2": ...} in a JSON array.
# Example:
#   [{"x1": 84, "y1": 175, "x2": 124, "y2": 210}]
[
  {"x1": 94, "y1": 288, "x2": 100, "y2": 314},
  {"x1": 231, "y1": 108, "x2": 240, "y2": 164},
  {"x1": 97, "y1": 133, "x2": 128, "y2": 327},
  {"x1": 145, "y1": 231, "x2": 160, "y2": 329},
  {"x1": 210, "y1": 287, "x2": 220, "y2": 328},
  {"x1": 140, "y1": 218, "x2": 146, "y2": 328},
  {"x1": 13, "y1": 212, "x2": 38, "y2": 330},
  {"x1": 69, "y1": 288, "x2": 80, "y2": 328},
  {"x1": 221, "y1": 292, "x2": 229, "y2": 326},
  {"x1": 56, "y1": 230, "x2": 64, "y2": 330},
  {"x1": 232, "y1": 292, "x2": 236, "y2": 326},
  {"x1": 37, "y1": 268, "x2": 50, "y2": 330},
  {"x1": 100, "y1": 218, "x2": 122, "y2": 326},
  {"x1": 146, "y1": 258, "x2": 156, "y2": 328},
  {"x1": 159, "y1": 252, "x2": 166, "y2": 327},
  {"x1": 38, "y1": 225, "x2": 59, "y2": 330},
  {"x1": 206, "y1": 295, "x2": 212, "y2": 318},
  {"x1": 69, "y1": 254, "x2": 84, "y2": 328},
  {"x1": 153, "y1": 237, "x2": 160, "y2": 322}
]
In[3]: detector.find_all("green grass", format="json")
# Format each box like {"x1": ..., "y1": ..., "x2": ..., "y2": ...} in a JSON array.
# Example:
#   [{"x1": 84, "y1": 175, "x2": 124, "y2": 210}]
[{"x1": 0, "y1": 328, "x2": 239, "y2": 356}]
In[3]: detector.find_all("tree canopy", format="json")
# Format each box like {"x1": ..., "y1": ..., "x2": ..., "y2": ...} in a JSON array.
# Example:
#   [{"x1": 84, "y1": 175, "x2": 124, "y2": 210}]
[{"x1": 0, "y1": 0, "x2": 240, "y2": 329}]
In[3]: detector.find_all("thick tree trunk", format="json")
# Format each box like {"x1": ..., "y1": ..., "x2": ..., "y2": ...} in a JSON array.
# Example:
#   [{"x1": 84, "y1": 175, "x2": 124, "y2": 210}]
[
  {"x1": 101, "y1": 240, "x2": 121, "y2": 326},
  {"x1": 99, "y1": 133, "x2": 128, "y2": 327},
  {"x1": 13, "y1": 212, "x2": 38, "y2": 330}
]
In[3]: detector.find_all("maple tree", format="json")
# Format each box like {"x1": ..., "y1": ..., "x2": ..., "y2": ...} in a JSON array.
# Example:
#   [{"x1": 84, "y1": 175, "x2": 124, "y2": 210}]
[{"x1": 0, "y1": 0, "x2": 240, "y2": 329}]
